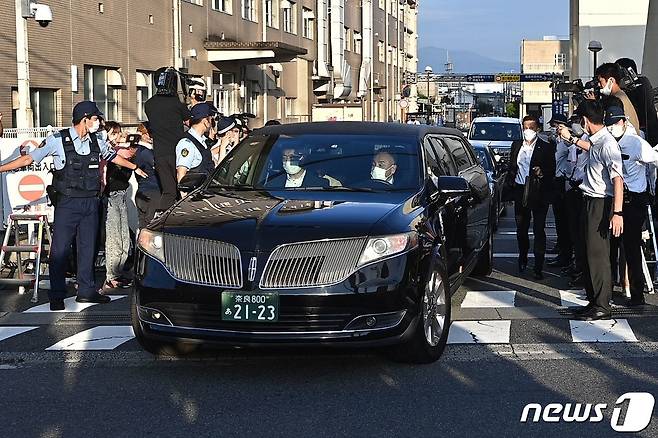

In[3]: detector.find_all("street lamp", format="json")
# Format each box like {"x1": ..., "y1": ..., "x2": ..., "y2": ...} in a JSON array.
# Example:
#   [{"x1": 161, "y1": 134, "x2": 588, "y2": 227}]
[
  {"x1": 424, "y1": 65, "x2": 433, "y2": 125},
  {"x1": 588, "y1": 40, "x2": 603, "y2": 79},
  {"x1": 15, "y1": 0, "x2": 53, "y2": 129}
]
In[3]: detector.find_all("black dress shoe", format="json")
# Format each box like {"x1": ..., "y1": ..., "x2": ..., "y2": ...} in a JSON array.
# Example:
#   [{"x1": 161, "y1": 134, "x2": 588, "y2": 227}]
[
  {"x1": 533, "y1": 271, "x2": 544, "y2": 280},
  {"x1": 518, "y1": 259, "x2": 527, "y2": 273},
  {"x1": 573, "y1": 308, "x2": 612, "y2": 321},
  {"x1": 76, "y1": 293, "x2": 111, "y2": 304},
  {"x1": 49, "y1": 300, "x2": 65, "y2": 311}
]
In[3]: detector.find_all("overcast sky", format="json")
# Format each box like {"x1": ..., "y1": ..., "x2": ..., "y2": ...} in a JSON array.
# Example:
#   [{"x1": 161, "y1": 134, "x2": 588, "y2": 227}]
[{"x1": 418, "y1": 0, "x2": 570, "y2": 62}]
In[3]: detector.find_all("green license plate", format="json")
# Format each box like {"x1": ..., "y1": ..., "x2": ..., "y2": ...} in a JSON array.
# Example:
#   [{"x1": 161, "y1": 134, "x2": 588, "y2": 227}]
[{"x1": 221, "y1": 292, "x2": 279, "y2": 322}]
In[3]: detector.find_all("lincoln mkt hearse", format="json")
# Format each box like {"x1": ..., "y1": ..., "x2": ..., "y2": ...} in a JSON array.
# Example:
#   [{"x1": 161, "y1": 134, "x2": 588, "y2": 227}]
[{"x1": 132, "y1": 122, "x2": 493, "y2": 363}]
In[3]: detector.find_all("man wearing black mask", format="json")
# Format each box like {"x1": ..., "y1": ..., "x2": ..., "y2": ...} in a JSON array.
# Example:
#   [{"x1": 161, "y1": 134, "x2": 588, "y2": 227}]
[{"x1": 145, "y1": 68, "x2": 192, "y2": 210}]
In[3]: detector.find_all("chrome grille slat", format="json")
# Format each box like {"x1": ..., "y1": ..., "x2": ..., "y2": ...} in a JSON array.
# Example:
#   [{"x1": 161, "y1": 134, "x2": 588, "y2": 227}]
[
  {"x1": 163, "y1": 234, "x2": 242, "y2": 288},
  {"x1": 260, "y1": 238, "x2": 367, "y2": 289}
]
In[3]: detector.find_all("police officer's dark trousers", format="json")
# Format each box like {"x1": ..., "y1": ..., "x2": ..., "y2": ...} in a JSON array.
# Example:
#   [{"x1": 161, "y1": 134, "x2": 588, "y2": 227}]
[
  {"x1": 581, "y1": 196, "x2": 613, "y2": 312},
  {"x1": 623, "y1": 192, "x2": 649, "y2": 302},
  {"x1": 49, "y1": 196, "x2": 100, "y2": 300},
  {"x1": 566, "y1": 188, "x2": 585, "y2": 272},
  {"x1": 553, "y1": 178, "x2": 572, "y2": 261}
]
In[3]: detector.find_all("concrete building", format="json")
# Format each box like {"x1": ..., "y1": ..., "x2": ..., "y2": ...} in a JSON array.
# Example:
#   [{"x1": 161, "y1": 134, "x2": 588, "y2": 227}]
[
  {"x1": 570, "y1": 0, "x2": 658, "y2": 84},
  {"x1": 1, "y1": 0, "x2": 418, "y2": 128},
  {"x1": 520, "y1": 37, "x2": 570, "y2": 119}
]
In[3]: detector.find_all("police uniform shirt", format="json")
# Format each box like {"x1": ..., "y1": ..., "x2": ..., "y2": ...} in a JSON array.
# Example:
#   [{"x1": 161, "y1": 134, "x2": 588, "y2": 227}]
[
  {"x1": 515, "y1": 139, "x2": 536, "y2": 185},
  {"x1": 175, "y1": 129, "x2": 207, "y2": 170},
  {"x1": 555, "y1": 139, "x2": 570, "y2": 177},
  {"x1": 617, "y1": 125, "x2": 658, "y2": 193},
  {"x1": 30, "y1": 127, "x2": 117, "y2": 169},
  {"x1": 579, "y1": 129, "x2": 624, "y2": 198}
]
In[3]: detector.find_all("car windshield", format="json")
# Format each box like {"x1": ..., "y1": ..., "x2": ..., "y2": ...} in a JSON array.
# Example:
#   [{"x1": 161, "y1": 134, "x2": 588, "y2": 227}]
[
  {"x1": 474, "y1": 148, "x2": 493, "y2": 172},
  {"x1": 470, "y1": 122, "x2": 522, "y2": 141},
  {"x1": 209, "y1": 133, "x2": 421, "y2": 192}
]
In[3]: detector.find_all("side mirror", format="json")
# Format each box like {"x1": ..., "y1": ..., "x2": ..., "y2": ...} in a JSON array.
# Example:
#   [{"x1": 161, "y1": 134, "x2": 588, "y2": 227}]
[
  {"x1": 438, "y1": 175, "x2": 470, "y2": 198},
  {"x1": 178, "y1": 172, "x2": 207, "y2": 193}
]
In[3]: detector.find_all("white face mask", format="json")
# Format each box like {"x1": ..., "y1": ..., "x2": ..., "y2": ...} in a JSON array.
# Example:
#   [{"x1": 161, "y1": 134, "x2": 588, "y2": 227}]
[
  {"x1": 371, "y1": 165, "x2": 392, "y2": 181},
  {"x1": 88, "y1": 119, "x2": 100, "y2": 134},
  {"x1": 601, "y1": 78, "x2": 614, "y2": 96},
  {"x1": 523, "y1": 129, "x2": 537, "y2": 143},
  {"x1": 608, "y1": 123, "x2": 626, "y2": 139},
  {"x1": 283, "y1": 160, "x2": 302, "y2": 176}
]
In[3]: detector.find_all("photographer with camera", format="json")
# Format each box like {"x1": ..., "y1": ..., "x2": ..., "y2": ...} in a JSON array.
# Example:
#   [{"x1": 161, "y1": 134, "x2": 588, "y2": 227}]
[
  {"x1": 605, "y1": 105, "x2": 658, "y2": 306},
  {"x1": 187, "y1": 77, "x2": 208, "y2": 107},
  {"x1": 595, "y1": 63, "x2": 641, "y2": 134},
  {"x1": 558, "y1": 100, "x2": 624, "y2": 321},
  {"x1": 145, "y1": 67, "x2": 192, "y2": 210},
  {"x1": 615, "y1": 58, "x2": 658, "y2": 147}
]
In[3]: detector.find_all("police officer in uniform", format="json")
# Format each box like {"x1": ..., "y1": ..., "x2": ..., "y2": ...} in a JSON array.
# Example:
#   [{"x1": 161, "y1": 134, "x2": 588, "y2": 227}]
[
  {"x1": 606, "y1": 106, "x2": 658, "y2": 306},
  {"x1": 0, "y1": 102, "x2": 147, "y2": 310},
  {"x1": 176, "y1": 103, "x2": 234, "y2": 182},
  {"x1": 559, "y1": 100, "x2": 625, "y2": 320}
]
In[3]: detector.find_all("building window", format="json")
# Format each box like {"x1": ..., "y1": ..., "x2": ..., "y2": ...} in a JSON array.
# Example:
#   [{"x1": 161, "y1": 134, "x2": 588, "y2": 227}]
[
  {"x1": 245, "y1": 82, "x2": 259, "y2": 115},
  {"x1": 136, "y1": 71, "x2": 153, "y2": 121},
  {"x1": 282, "y1": 1, "x2": 296, "y2": 34},
  {"x1": 265, "y1": 0, "x2": 279, "y2": 27},
  {"x1": 84, "y1": 66, "x2": 121, "y2": 121},
  {"x1": 242, "y1": 0, "x2": 257, "y2": 22},
  {"x1": 353, "y1": 31, "x2": 362, "y2": 54},
  {"x1": 378, "y1": 0, "x2": 384, "y2": 9},
  {"x1": 302, "y1": 8, "x2": 314, "y2": 39},
  {"x1": 184, "y1": 0, "x2": 203, "y2": 5},
  {"x1": 11, "y1": 88, "x2": 58, "y2": 128},
  {"x1": 344, "y1": 27, "x2": 352, "y2": 52},
  {"x1": 212, "y1": 0, "x2": 231, "y2": 13},
  {"x1": 284, "y1": 98, "x2": 296, "y2": 117},
  {"x1": 212, "y1": 71, "x2": 238, "y2": 116},
  {"x1": 378, "y1": 41, "x2": 385, "y2": 62},
  {"x1": 555, "y1": 53, "x2": 566, "y2": 66}
]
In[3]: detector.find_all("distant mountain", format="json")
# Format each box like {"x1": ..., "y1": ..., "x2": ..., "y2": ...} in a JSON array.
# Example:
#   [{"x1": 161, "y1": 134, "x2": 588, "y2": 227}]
[{"x1": 418, "y1": 47, "x2": 519, "y2": 74}]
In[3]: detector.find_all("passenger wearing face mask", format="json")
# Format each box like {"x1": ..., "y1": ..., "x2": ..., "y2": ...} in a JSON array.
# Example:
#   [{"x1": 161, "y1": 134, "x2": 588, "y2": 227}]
[
  {"x1": 605, "y1": 106, "x2": 658, "y2": 306},
  {"x1": 175, "y1": 103, "x2": 221, "y2": 183},
  {"x1": 558, "y1": 100, "x2": 625, "y2": 321},
  {"x1": 595, "y1": 63, "x2": 641, "y2": 135},
  {"x1": 267, "y1": 147, "x2": 329, "y2": 189},
  {"x1": 505, "y1": 115, "x2": 556, "y2": 279},
  {"x1": 0, "y1": 101, "x2": 146, "y2": 311}
]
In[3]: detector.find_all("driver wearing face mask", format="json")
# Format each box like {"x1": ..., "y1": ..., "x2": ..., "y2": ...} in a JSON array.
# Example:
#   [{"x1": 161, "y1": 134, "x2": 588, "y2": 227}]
[
  {"x1": 595, "y1": 63, "x2": 641, "y2": 135},
  {"x1": 0, "y1": 101, "x2": 146, "y2": 311},
  {"x1": 371, "y1": 151, "x2": 398, "y2": 184},
  {"x1": 267, "y1": 147, "x2": 329, "y2": 189}
]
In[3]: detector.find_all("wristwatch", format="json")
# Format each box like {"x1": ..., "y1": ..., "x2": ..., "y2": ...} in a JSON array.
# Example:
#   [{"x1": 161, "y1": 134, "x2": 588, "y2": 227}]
[
  {"x1": 613, "y1": 211, "x2": 624, "y2": 217},
  {"x1": 570, "y1": 136, "x2": 579, "y2": 145}
]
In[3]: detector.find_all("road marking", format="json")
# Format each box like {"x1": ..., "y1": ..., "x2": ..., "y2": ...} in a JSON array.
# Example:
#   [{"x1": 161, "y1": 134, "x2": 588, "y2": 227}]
[
  {"x1": 0, "y1": 326, "x2": 39, "y2": 342},
  {"x1": 448, "y1": 320, "x2": 511, "y2": 344},
  {"x1": 493, "y1": 253, "x2": 535, "y2": 258},
  {"x1": 497, "y1": 231, "x2": 558, "y2": 237},
  {"x1": 45, "y1": 326, "x2": 135, "y2": 351},
  {"x1": 23, "y1": 295, "x2": 126, "y2": 313},
  {"x1": 569, "y1": 319, "x2": 639, "y2": 343},
  {"x1": 461, "y1": 290, "x2": 516, "y2": 308},
  {"x1": 560, "y1": 289, "x2": 588, "y2": 307}
]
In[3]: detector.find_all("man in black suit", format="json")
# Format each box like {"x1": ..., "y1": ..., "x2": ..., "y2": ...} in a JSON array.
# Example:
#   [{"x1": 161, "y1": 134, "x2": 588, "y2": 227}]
[
  {"x1": 505, "y1": 115, "x2": 556, "y2": 279},
  {"x1": 267, "y1": 147, "x2": 329, "y2": 189}
]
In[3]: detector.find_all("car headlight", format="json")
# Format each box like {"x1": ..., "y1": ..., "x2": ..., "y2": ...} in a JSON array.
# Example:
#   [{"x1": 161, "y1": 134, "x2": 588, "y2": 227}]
[
  {"x1": 357, "y1": 232, "x2": 418, "y2": 267},
  {"x1": 137, "y1": 229, "x2": 165, "y2": 262}
]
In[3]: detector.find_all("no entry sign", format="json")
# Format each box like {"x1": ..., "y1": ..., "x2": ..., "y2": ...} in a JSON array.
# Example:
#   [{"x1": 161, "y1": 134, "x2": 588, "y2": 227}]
[{"x1": 18, "y1": 174, "x2": 46, "y2": 202}]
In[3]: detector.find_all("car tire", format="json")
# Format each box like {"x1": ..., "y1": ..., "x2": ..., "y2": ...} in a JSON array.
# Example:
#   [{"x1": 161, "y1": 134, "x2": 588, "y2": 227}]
[
  {"x1": 472, "y1": 226, "x2": 493, "y2": 277},
  {"x1": 387, "y1": 260, "x2": 451, "y2": 364},
  {"x1": 130, "y1": 291, "x2": 199, "y2": 357}
]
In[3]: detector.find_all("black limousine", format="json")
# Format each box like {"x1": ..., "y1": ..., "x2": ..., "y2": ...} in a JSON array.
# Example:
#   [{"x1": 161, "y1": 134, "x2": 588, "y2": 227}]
[{"x1": 133, "y1": 122, "x2": 494, "y2": 363}]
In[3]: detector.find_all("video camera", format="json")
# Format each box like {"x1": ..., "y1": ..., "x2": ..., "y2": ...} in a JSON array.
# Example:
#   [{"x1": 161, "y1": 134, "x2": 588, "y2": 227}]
[
  {"x1": 551, "y1": 78, "x2": 601, "y2": 103},
  {"x1": 619, "y1": 66, "x2": 641, "y2": 92}
]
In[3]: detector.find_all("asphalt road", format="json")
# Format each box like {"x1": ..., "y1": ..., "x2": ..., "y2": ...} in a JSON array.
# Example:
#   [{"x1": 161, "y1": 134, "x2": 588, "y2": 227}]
[{"x1": 1, "y1": 205, "x2": 658, "y2": 437}]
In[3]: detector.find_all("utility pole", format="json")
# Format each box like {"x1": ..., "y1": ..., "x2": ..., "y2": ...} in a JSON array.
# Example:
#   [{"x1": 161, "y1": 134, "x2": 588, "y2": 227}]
[{"x1": 15, "y1": 0, "x2": 34, "y2": 129}]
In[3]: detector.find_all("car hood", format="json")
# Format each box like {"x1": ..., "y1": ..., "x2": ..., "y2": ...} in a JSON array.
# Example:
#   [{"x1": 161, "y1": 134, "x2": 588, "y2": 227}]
[
  {"x1": 153, "y1": 189, "x2": 420, "y2": 252},
  {"x1": 469, "y1": 140, "x2": 514, "y2": 149}
]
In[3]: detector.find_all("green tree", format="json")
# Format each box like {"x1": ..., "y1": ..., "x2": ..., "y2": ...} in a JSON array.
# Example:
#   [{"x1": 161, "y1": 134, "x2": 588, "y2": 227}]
[{"x1": 505, "y1": 102, "x2": 519, "y2": 118}]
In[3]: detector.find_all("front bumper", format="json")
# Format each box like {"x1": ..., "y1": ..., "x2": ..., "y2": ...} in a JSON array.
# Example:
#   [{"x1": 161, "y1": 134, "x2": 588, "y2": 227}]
[{"x1": 134, "y1": 249, "x2": 422, "y2": 346}]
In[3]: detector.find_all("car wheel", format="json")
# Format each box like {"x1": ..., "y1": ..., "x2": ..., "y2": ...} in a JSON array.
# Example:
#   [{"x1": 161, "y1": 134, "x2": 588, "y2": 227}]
[
  {"x1": 387, "y1": 261, "x2": 451, "y2": 364},
  {"x1": 130, "y1": 291, "x2": 199, "y2": 357},
  {"x1": 472, "y1": 226, "x2": 493, "y2": 276}
]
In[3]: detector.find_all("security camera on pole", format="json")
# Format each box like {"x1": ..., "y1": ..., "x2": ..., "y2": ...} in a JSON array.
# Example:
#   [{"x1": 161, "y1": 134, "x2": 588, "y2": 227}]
[{"x1": 15, "y1": 0, "x2": 53, "y2": 129}]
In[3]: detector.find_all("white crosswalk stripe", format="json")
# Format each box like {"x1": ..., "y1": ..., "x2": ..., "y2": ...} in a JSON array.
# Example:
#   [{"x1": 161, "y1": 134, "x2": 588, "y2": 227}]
[
  {"x1": 45, "y1": 326, "x2": 135, "y2": 351},
  {"x1": 448, "y1": 320, "x2": 511, "y2": 344},
  {"x1": 460, "y1": 290, "x2": 516, "y2": 308},
  {"x1": 0, "y1": 326, "x2": 39, "y2": 342},
  {"x1": 559, "y1": 289, "x2": 588, "y2": 307},
  {"x1": 23, "y1": 296, "x2": 126, "y2": 313},
  {"x1": 569, "y1": 320, "x2": 639, "y2": 343}
]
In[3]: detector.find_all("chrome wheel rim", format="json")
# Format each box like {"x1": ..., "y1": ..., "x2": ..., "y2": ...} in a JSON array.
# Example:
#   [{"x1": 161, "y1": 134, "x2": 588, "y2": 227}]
[{"x1": 423, "y1": 271, "x2": 447, "y2": 347}]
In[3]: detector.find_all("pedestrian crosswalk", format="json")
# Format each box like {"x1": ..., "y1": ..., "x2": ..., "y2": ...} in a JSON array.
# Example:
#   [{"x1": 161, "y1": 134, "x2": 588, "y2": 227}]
[
  {"x1": 23, "y1": 295, "x2": 126, "y2": 313},
  {"x1": 45, "y1": 326, "x2": 135, "y2": 351}
]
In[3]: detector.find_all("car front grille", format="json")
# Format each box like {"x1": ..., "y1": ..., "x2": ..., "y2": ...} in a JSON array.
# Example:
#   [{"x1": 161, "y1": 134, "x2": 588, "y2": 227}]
[
  {"x1": 260, "y1": 238, "x2": 367, "y2": 289},
  {"x1": 163, "y1": 234, "x2": 242, "y2": 288}
]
